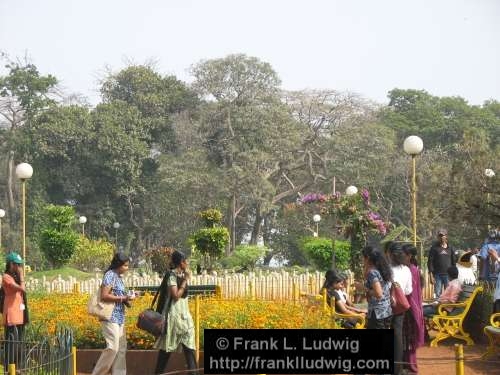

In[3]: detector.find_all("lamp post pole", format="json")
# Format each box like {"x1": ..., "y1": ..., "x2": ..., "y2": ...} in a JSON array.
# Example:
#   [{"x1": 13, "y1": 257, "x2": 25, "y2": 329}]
[
  {"x1": 313, "y1": 214, "x2": 321, "y2": 237},
  {"x1": 79, "y1": 216, "x2": 87, "y2": 236},
  {"x1": 411, "y1": 154, "x2": 417, "y2": 246},
  {"x1": 485, "y1": 168, "x2": 495, "y2": 230},
  {"x1": 0, "y1": 209, "x2": 5, "y2": 250},
  {"x1": 403, "y1": 136, "x2": 424, "y2": 248},
  {"x1": 113, "y1": 222, "x2": 120, "y2": 249},
  {"x1": 343, "y1": 185, "x2": 358, "y2": 270},
  {"x1": 15, "y1": 163, "x2": 33, "y2": 272}
]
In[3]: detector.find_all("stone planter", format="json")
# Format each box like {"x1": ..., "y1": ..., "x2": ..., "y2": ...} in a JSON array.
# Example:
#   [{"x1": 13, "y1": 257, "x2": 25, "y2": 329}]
[{"x1": 77, "y1": 349, "x2": 205, "y2": 374}]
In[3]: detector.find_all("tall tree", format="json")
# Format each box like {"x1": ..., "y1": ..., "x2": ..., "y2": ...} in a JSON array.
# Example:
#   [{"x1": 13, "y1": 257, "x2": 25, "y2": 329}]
[
  {"x1": 0, "y1": 57, "x2": 57, "y2": 247},
  {"x1": 191, "y1": 54, "x2": 305, "y2": 251}
]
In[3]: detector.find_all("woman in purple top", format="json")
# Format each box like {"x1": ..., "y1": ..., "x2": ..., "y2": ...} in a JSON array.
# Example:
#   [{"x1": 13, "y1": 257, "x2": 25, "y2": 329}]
[{"x1": 402, "y1": 244, "x2": 425, "y2": 375}]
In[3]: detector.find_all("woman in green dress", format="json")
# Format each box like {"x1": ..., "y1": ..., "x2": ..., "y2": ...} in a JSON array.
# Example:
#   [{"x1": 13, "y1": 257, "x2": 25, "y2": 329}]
[{"x1": 154, "y1": 250, "x2": 197, "y2": 374}]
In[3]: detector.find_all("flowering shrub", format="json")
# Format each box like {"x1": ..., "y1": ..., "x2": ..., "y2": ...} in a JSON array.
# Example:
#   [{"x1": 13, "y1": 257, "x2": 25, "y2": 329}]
[
  {"x1": 295, "y1": 188, "x2": 391, "y2": 277},
  {"x1": 298, "y1": 188, "x2": 389, "y2": 237},
  {"x1": 16, "y1": 292, "x2": 331, "y2": 349}
]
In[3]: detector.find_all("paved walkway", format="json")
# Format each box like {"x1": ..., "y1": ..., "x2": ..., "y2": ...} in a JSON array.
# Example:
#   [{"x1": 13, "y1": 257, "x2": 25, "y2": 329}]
[
  {"x1": 416, "y1": 342, "x2": 498, "y2": 375},
  {"x1": 77, "y1": 341, "x2": 499, "y2": 375}
]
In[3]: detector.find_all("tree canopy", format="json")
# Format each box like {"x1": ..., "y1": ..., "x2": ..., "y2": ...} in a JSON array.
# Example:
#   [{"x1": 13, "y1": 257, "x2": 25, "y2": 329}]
[{"x1": 0, "y1": 55, "x2": 498, "y2": 270}]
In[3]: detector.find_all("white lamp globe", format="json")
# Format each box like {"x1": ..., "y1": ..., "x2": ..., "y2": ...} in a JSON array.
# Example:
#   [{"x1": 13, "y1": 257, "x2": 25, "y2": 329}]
[
  {"x1": 485, "y1": 168, "x2": 495, "y2": 178},
  {"x1": 15, "y1": 163, "x2": 33, "y2": 180},
  {"x1": 113, "y1": 222, "x2": 120, "y2": 229},
  {"x1": 345, "y1": 185, "x2": 358, "y2": 196},
  {"x1": 79, "y1": 216, "x2": 87, "y2": 224},
  {"x1": 403, "y1": 136, "x2": 424, "y2": 155},
  {"x1": 0, "y1": 209, "x2": 5, "y2": 218},
  {"x1": 313, "y1": 214, "x2": 321, "y2": 223}
]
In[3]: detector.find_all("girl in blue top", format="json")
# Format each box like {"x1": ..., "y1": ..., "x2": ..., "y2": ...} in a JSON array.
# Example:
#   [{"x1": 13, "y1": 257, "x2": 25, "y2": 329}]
[
  {"x1": 363, "y1": 246, "x2": 393, "y2": 329},
  {"x1": 92, "y1": 253, "x2": 135, "y2": 375}
]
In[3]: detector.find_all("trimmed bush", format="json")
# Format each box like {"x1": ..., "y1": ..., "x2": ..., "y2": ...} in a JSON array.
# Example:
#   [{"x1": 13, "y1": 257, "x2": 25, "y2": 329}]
[
  {"x1": 221, "y1": 244, "x2": 268, "y2": 270},
  {"x1": 299, "y1": 237, "x2": 351, "y2": 271},
  {"x1": 70, "y1": 236, "x2": 115, "y2": 272},
  {"x1": 39, "y1": 205, "x2": 79, "y2": 268}
]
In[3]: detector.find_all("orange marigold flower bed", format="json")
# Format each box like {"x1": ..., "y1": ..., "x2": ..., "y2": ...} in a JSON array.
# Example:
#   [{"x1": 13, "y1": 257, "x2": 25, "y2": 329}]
[{"x1": 16, "y1": 293, "x2": 330, "y2": 349}]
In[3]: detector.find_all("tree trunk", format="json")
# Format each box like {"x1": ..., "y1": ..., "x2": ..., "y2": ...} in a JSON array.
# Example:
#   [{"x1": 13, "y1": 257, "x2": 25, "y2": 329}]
[
  {"x1": 250, "y1": 203, "x2": 262, "y2": 245},
  {"x1": 7, "y1": 151, "x2": 16, "y2": 227},
  {"x1": 226, "y1": 194, "x2": 236, "y2": 255}
]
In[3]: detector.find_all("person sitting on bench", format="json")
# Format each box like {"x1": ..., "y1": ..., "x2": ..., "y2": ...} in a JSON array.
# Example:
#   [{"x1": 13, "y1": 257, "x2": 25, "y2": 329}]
[
  {"x1": 323, "y1": 271, "x2": 366, "y2": 328},
  {"x1": 423, "y1": 265, "x2": 462, "y2": 317}
]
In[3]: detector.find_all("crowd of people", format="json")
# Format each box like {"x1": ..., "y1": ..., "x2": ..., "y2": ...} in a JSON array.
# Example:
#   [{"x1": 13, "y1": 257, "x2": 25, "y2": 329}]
[
  {"x1": 1, "y1": 225, "x2": 498, "y2": 375},
  {"x1": 321, "y1": 226, "x2": 500, "y2": 375}
]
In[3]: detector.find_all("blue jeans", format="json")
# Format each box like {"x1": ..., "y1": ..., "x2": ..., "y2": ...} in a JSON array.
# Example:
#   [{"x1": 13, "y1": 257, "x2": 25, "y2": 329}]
[{"x1": 433, "y1": 273, "x2": 449, "y2": 298}]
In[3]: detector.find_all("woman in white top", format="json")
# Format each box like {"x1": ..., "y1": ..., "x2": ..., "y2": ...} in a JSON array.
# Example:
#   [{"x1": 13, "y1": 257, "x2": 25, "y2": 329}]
[
  {"x1": 385, "y1": 242, "x2": 412, "y2": 375},
  {"x1": 456, "y1": 250, "x2": 477, "y2": 285}
]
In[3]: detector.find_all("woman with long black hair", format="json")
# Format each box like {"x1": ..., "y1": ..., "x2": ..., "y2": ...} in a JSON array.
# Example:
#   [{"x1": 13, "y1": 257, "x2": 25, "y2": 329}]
[
  {"x1": 92, "y1": 252, "x2": 135, "y2": 375},
  {"x1": 401, "y1": 243, "x2": 425, "y2": 374},
  {"x1": 154, "y1": 250, "x2": 197, "y2": 374},
  {"x1": 362, "y1": 246, "x2": 393, "y2": 329},
  {"x1": 385, "y1": 242, "x2": 413, "y2": 375}
]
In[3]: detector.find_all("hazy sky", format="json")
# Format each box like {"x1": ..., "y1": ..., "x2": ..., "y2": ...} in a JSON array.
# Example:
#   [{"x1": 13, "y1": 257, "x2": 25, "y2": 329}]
[{"x1": 1, "y1": 0, "x2": 499, "y2": 106}]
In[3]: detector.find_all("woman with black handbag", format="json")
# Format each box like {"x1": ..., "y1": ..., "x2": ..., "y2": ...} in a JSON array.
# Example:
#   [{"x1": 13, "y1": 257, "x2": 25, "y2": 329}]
[{"x1": 154, "y1": 250, "x2": 197, "y2": 374}]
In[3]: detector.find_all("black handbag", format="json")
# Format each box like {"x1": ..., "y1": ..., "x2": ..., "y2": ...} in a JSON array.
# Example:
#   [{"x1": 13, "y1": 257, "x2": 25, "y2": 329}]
[
  {"x1": 136, "y1": 277, "x2": 172, "y2": 337},
  {"x1": 137, "y1": 309, "x2": 165, "y2": 337}
]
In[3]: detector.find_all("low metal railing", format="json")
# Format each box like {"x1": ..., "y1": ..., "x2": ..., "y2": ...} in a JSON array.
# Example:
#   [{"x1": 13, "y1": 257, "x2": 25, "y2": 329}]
[{"x1": 0, "y1": 327, "x2": 73, "y2": 374}]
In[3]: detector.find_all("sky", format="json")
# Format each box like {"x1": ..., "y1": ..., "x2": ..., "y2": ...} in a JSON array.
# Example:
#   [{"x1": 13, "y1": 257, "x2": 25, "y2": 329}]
[{"x1": 1, "y1": 0, "x2": 499, "y2": 106}]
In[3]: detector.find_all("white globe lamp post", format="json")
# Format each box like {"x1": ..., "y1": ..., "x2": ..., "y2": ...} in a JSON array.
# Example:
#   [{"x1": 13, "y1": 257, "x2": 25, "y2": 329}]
[
  {"x1": 15, "y1": 162, "x2": 33, "y2": 271},
  {"x1": 113, "y1": 222, "x2": 120, "y2": 249},
  {"x1": 345, "y1": 185, "x2": 358, "y2": 196},
  {"x1": 485, "y1": 168, "x2": 495, "y2": 230},
  {"x1": 313, "y1": 214, "x2": 321, "y2": 237},
  {"x1": 79, "y1": 216, "x2": 87, "y2": 236},
  {"x1": 403, "y1": 136, "x2": 424, "y2": 247}
]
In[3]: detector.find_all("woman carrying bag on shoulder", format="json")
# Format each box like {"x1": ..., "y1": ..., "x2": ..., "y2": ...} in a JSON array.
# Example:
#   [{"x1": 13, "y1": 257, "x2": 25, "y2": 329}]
[
  {"x1": 154, "y1": 250, "x2": 197, "y2": 374},
  {"x1": 92, "y1": 253, "x2": 135, "y2": 375}
]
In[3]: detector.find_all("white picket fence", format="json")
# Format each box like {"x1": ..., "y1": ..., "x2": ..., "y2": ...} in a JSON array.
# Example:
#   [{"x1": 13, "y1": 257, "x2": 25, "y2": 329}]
[
  {"x1": 25, "y1": 269, "x2": 341, "y2": 300},
  {"x1": 24, "y1": 268, "x2": 437, "y2": 301}
]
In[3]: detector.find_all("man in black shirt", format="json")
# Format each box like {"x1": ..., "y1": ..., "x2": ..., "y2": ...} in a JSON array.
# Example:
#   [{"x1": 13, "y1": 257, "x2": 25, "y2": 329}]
[{"x1": 427, "y1": 228, "x2": 456, "y2": 298}]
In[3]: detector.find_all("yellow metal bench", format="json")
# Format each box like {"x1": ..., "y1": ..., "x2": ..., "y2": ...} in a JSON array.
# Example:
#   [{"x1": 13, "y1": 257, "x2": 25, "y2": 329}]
[
  {"x1": 481, "y1": 312, "x2": 500, "y2": 359},
  {"x1": 329, "y1": 298, "x2": 366, "y2": 329},
  {"x1": 299, "y1": 291, "x2": 365, "y2": 328},
  {"x1": 430, "y1": 285, "x2": 483, "y2": 347}
]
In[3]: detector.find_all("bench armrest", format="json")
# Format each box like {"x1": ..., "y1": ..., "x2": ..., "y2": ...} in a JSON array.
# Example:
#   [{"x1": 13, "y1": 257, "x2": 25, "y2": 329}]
[
  {"x1": 436, "y1": 301, "x2": 466, "y2": 315},
  {"x1": 333, "y1": 312, "x2": 366, "y2": 328},
  {"x1": 491, "y1": 312, "x2": 500, "y2": 327}
]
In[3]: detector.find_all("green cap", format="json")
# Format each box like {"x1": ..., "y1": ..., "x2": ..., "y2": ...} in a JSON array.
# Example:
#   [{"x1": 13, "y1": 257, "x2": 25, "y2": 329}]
[{"x1": 6, "y1": 252, "x2": 24, "y2": 264}]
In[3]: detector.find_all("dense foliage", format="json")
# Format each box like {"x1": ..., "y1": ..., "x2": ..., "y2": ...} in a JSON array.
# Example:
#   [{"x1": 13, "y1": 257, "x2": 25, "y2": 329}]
[
  {"x1": 38, "y1": 205, "x2": 79, "y2": 268},
  {"x1": 69, "y1": 236, "x2": 115, "y2": 272},
  {"x1": 299, "y1": 237, "x2": 351, "y2": 272},
  {"x1": 220, "y1": 244, "x2": 268, "y2": 270},
  {"x1": 0, "y1": 54, "x2": 498, "y2": 271}
]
